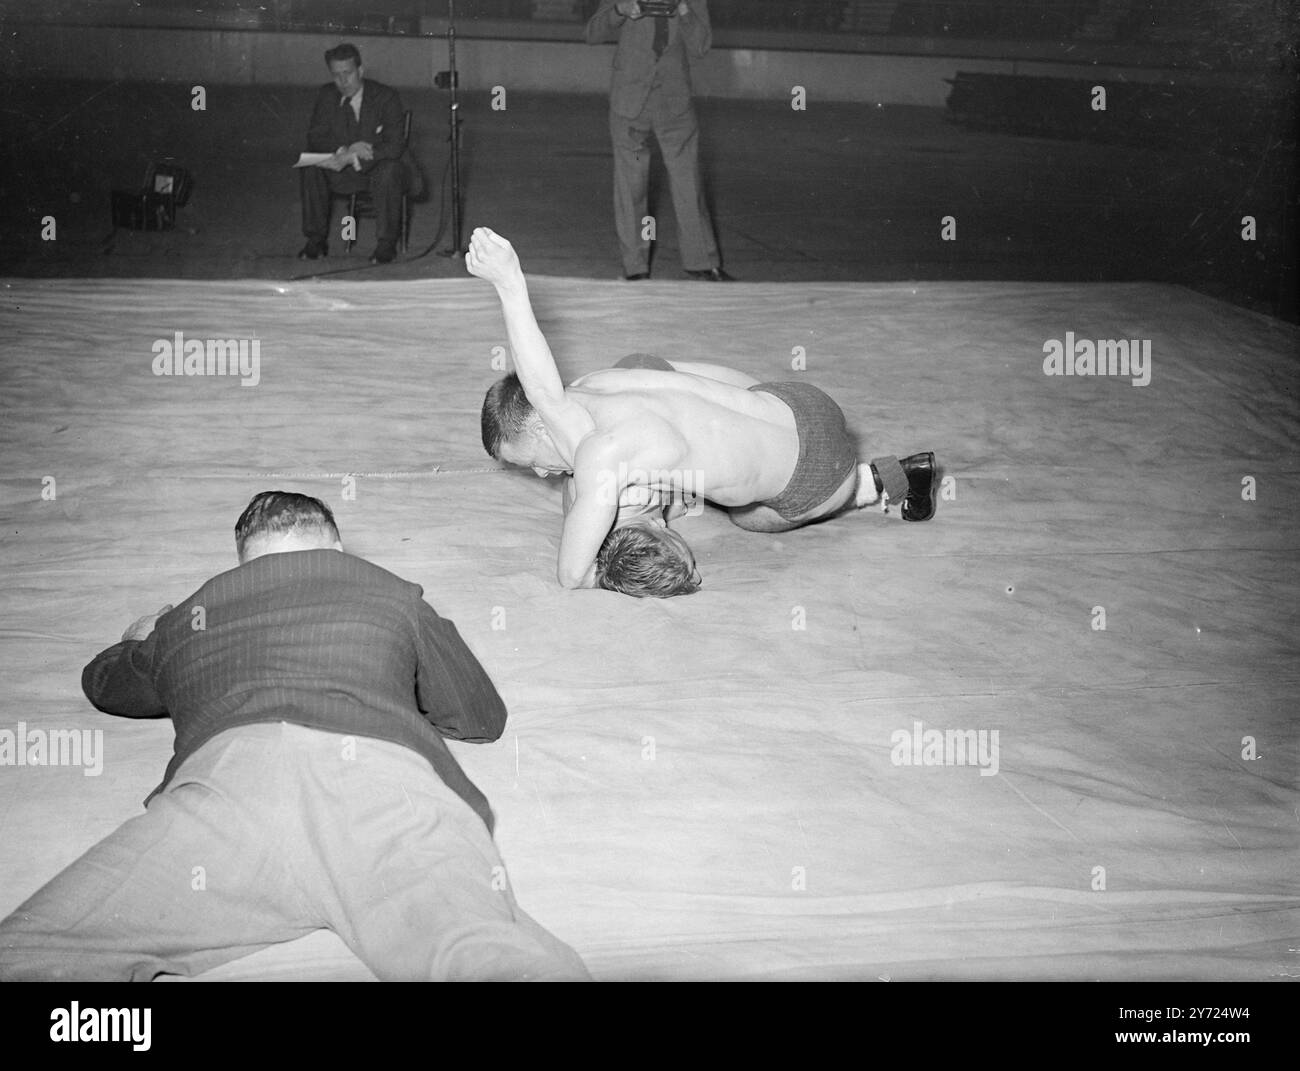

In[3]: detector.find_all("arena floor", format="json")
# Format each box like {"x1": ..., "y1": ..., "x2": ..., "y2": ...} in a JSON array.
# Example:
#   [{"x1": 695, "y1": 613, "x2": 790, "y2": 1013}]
[{"x1": 1, "y1": 271, "x2": 1295, "y2": 980}]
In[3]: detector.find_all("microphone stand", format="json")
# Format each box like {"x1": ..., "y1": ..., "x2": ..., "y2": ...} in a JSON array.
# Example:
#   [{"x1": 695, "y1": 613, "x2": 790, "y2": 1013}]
[{"x1": 437, "y1": 0, "x2": 464, "y2": 257}]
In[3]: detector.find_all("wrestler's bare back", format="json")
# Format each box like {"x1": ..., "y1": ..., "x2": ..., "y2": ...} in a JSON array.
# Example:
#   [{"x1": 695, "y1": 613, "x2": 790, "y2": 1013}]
[
  {"x1": 465, "y1": 225, "x2": 837, "y2": 586},
  {"x1": 564, "y1": 366, "x2": 799, "y2": 507}
]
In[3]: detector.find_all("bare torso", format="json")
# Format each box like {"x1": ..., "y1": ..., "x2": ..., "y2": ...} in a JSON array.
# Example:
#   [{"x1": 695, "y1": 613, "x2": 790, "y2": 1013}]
[{"x1": 565, "y1": 367, "x2": 799, "y2": 506}]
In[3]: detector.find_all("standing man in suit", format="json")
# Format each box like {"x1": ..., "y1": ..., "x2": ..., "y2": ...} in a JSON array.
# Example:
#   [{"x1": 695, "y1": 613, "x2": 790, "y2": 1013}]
[
  {"x1": 0, "y1": 491, "x2": 589, "y2": 981},
  {"x1": 585, "y1": 1, "x2": 732, "y2": 281},
  {"x1": 299, "y1": 42, "x2": 411, "y2": 264}
]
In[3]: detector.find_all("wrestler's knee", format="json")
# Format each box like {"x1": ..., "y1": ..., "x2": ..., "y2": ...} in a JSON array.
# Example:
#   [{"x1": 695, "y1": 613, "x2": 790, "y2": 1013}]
[
  {"x1": 727, "y1": 504, "x2": 800, "y2": 534},
  {"x1": 614, "y1": 353, "x2": 674, "y2": 371}
]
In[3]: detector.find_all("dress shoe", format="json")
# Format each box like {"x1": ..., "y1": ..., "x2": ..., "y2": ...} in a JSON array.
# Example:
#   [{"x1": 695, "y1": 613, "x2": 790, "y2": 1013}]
[
  {"x1": 899, "y1": 452, "x2": 937, "y2": 522},
  {"x1": 685, "y1": 267, "x2": 735, "y2": 281},
  {"x1": 370, "y1": 242, "x2": 397, "y2": 265},
  {"x1": 623, "y1": 272, "x2": 650, "y2": 281},
  {"x1": 297, "y1": 239, "x2": 328, "y2": 260}
]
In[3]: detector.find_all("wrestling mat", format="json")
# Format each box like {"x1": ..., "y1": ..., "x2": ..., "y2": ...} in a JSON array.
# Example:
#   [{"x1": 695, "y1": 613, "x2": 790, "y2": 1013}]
[{"x1": 1, "y1": 276, "x2": 1296, "y2": 981}]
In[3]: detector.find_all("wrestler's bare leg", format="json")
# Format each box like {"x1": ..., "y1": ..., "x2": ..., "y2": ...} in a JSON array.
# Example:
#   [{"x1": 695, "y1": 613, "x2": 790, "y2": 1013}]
[
  {"x1": 855, "y1": 463, "x2": 881, "y2": 507},
  {"x1": 727, "y1": 467, "x2": 859, "y2": 533},
  {"x1": 657, "y1": 360, "x2": 761, "y2": 389}
]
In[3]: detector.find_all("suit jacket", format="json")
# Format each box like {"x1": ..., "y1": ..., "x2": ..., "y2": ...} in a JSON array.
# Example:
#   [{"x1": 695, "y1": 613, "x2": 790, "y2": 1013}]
[
  {"x1": 306, "y1": 77, "x2": 423, "y2": 193},
  {"x1": 82, "y1": 550, "x2": 506, "y2": 831},
  {"x1": 586, "y1": 0, "x2": 712, "y2": 119}
]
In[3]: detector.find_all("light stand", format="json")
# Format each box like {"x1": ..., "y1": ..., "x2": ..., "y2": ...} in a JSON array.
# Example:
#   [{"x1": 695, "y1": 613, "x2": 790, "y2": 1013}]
[{"x1": 435, "y1": 0, "x2": 465, "y2": 257}]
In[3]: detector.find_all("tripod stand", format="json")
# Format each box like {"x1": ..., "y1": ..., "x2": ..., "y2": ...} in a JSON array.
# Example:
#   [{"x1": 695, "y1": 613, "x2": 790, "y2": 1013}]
[{"x1": 435, "y1": 0, "x2": 465, "y2": 257}]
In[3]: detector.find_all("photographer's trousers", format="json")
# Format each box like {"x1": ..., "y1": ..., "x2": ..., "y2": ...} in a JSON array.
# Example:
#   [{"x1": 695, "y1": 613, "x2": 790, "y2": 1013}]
[{"x1": 609, "y1": 98, "x2": 719, "y2": 277}]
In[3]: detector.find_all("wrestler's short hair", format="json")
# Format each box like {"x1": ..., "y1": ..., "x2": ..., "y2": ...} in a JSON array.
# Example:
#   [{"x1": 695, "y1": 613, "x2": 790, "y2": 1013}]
[
  {"x1": 324, "y1": 42, "x2": 362, "y2": 67},
  {"x1": 235, "y1": 491, "x2": 340, "y2": 561},
  {"x1": 481, "y1": 373, "x2": 534, "y2": 459},
  {"x1": 596, "y1": 525, "x2": 701, "y2": 599}
]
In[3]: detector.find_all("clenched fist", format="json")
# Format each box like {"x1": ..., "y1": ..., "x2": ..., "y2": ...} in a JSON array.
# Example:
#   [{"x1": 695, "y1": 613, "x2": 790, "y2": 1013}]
[{"x1": 465, "y1": 227, "x2": 523, "y2": 288}]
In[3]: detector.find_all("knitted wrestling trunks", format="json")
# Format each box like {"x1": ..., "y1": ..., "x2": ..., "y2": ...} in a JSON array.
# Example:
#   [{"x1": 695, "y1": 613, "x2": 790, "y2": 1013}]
[{"x1": 746, "y1": 381, "x2": 858, "y2": 521}]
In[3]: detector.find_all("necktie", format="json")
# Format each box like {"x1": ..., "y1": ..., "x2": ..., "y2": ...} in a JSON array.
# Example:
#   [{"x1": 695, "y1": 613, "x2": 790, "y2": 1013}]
[
  {"x1": 340, "y1": 95, "x2": 358, "y2": 140},
  {"x1": 652, "y1": 15, "x2": 668, "y2": 59}
]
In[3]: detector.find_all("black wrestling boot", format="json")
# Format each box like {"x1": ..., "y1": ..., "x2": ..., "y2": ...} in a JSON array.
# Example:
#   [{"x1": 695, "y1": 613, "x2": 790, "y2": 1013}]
[
  {"x1": 898, "y1": 452, "x2": 936, "y2": 521},
  {"x1": 868, "y1": 453, "x2": 937, "y2": 521}
]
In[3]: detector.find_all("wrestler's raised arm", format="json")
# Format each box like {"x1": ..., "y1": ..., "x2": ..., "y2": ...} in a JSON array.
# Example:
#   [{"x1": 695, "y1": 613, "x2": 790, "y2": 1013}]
[{"x1": 466, "y1": 227, "x2": 588, "y2": 461}]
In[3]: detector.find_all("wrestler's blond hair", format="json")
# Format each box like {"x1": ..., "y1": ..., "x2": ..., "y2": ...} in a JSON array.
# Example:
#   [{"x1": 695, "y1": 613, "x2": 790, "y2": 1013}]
[{"x1": 596, "y1": 526, "x2": 701, "y2": 599}]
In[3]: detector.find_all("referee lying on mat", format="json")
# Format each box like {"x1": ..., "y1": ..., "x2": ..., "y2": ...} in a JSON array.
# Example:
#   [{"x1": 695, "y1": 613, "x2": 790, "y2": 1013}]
[{"x1": 0, "y1": 491, "x2": 588, "y2": 982}]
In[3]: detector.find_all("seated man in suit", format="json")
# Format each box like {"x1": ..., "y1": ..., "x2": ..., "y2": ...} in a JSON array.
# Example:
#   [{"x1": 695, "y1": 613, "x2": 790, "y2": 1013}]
[
  {"x1": 0, "y1": 491, "x2": 589, "y2": 981},
  {"x1": 299, "y1": 42, "x2": 412, "y2": 265},
  {"x1": 469, "y1": 227, "x2": 938, "y2": 597}
]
